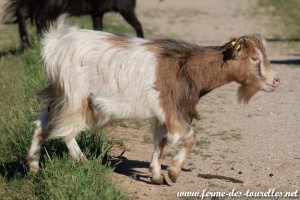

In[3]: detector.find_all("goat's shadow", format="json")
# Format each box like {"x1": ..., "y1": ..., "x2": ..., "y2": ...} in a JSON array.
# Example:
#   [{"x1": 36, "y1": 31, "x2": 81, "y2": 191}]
[
  {"x1": 109, "y1": 153, "x2": 192, "y2": 185},
  {"x1": 0, "y1": 147, "x2": 244, "y2": 186},
  {"x1": 110, "y1": 155, "x2": 245, "y2": 185},
  {"x1": 110, "y1": 156, "x2": 153, "y2": 184},
  {"x1": 0, "y1": 161, "x2": 28, "y2": 180}
]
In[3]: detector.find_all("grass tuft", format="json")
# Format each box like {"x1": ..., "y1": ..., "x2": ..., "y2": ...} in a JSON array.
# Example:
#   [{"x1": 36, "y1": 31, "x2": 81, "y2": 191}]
[{"x1": 260, "y1": 0, "x2": 300, "y2": 39}]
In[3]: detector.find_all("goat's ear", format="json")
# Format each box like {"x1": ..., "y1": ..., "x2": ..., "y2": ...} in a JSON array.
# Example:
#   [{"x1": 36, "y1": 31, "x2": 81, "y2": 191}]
[
  {"x1": 222, "y1": 39, "x2": 242, "y2": 61},
  {"x1": 253, "y1": 34, "x2": 267, "y2": 48}
]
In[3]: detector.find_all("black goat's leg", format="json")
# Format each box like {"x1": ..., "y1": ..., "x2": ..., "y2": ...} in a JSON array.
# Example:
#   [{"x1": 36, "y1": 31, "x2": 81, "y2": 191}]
[
  {"x1": 120, "y1": 10, "x2": 144, "y2": 38},
  {"x1": 16, "y1": 8, "x2": 30, "y2": 49},
  {"x1": 92, "y1": 13, "x2": 104, "y2": 30}
]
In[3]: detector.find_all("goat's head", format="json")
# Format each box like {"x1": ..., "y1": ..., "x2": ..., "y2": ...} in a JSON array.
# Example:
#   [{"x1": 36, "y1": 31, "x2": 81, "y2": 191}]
[{"x1": 223, "y1": 35, "x2": 280, "y2": 103}]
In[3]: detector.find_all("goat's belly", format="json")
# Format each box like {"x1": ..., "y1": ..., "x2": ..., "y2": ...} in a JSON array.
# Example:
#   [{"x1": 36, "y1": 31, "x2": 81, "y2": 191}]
[{"x1": 92, "y1": 95, "x2": 155, "y2": 120}]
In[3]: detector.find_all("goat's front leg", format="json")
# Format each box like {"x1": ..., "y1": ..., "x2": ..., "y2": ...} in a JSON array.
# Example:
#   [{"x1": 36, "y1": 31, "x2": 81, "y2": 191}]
[
  {"x1": 16, "y1": 7, "x2": 30, "y2": 49},
  {"x1": 168, "y1": 125, "x2": 196, "y2": 183},
  {"x1": 149, "y1": 122, "x2": 167, "y2": 184}
]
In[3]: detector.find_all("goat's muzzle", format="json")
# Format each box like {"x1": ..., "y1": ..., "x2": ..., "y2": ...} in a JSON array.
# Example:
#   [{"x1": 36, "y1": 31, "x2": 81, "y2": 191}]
[{"x1": 263, "y1": 77, "x2": 280, "y2": 92}]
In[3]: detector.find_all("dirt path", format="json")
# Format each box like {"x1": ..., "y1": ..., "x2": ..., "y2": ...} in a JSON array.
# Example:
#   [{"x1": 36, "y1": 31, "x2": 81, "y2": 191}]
[{"x1": 108, "y1": 0, "x2": 300, "y2": 199}]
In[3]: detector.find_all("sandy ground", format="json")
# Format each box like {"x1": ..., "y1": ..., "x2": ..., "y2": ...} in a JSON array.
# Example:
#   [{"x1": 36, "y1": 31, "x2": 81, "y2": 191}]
[{"x1": 107, "y1": 0, "x2": 300, "y2": 199}]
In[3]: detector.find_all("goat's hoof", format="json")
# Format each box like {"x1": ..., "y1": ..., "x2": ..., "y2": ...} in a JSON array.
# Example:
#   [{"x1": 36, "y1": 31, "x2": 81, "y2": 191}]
[
  {"x1": 28, "y1": 161, "x2": 40, "y2": 173},
  {"x1": 168, "y1": 167, "x2": 180, "y2": 183},
  {"x1": 79, "y1": 154, "x2": 88, "y2": 163},
  {"x1": 27, "y1": 156, "x2": 40, "y2": 172},
  {"x1": 151, "y1": 173, "x2": 167, "y2": 185}
]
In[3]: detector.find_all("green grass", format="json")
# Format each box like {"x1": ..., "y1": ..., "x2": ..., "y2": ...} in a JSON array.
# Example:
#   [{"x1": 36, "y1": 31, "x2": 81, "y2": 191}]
[
  {"x1": 0, "y1": 15, "x2": 133, "y2": 200},
  {"x1": 260, "y1": 0, "x2": 300, "y2": 39}
]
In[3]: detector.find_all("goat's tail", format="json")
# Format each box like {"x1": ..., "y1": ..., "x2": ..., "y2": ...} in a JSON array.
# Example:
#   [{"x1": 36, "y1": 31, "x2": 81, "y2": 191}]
[
  {"x1": 41, "y1": 14, "x2": 78, "y2": 84},
  {"x1": 41, "y1": 14, "x2": 76, "y2": 50},
  {"x1": 2, "y1": 0, "x2": 21, "y2": 24}
]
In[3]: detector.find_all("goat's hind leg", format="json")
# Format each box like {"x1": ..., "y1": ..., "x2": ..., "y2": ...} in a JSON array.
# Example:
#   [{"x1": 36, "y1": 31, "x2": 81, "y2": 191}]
[
  {"x1": 55, "y1": 119, "x2": 88, "y2": 162},
  {"x1": 63, "y1": 93, "x2": 112, "y2": 164},
  {"x1": 65, "y1": 93, "x2": 111, "y2": 162},
  {"x1": 27, "y1": 110, "x2": 48, "y2": 172},
  {"x1": 64, "y1": 137, "x2": 87, "y2": 162},
  {"x1": 27, "y1": 110, "x2": 88, "y2": 171}
]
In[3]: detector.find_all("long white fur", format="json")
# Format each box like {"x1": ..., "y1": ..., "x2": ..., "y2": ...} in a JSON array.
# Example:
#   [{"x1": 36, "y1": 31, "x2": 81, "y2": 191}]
[{"x1": 41, "y1": 16, "x2": 166, "y2": 140}]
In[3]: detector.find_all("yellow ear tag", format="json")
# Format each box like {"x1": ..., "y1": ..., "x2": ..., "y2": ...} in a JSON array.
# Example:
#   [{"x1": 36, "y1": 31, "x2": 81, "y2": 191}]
[
  {"x1": 231, "y1": 41, "x2": 236, "y2": 46},
  {"x1": 233, "y1": 44, "x2": 241, "y2": 56}
]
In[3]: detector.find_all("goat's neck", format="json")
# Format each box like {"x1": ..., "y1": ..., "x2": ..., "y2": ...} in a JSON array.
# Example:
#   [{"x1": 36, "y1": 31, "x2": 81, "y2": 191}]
[{"x1": 188, "y1": 52, "x2": 233, "y2": 96}]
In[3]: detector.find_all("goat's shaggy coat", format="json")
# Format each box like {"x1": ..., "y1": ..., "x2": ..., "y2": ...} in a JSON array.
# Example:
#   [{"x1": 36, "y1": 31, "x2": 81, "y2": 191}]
[{"x1": 27, "y1": 17, "x2": 280, "y2": 184}]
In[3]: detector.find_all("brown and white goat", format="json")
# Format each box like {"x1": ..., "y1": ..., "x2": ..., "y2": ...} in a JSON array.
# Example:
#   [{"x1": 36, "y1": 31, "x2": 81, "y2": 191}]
[{"x1": 27, "y1": 18, "x2": 280, "y2": 184}]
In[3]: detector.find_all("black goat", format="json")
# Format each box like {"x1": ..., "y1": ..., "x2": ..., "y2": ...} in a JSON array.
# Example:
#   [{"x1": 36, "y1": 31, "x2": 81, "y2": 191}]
[{"x1": 2, "y1": 0, "x2": 144, "y2": 49}]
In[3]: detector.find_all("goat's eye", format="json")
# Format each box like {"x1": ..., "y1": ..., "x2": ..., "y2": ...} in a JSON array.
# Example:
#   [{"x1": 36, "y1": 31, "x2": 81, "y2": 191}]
[{"x1": 250, "y1": 57, "x2": 260, "y2": 63}]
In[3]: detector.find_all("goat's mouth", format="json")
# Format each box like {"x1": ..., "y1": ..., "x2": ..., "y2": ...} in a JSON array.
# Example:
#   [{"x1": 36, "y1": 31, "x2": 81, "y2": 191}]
[{"x1": 262, "y1": 82, "x2": 279, "y2": 92}]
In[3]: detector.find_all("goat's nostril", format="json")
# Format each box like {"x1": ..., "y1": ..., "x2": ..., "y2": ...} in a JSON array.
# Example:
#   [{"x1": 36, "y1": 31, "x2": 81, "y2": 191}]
[{"x1": 275, "y1": 78, "x2": 280, "y2": 83}]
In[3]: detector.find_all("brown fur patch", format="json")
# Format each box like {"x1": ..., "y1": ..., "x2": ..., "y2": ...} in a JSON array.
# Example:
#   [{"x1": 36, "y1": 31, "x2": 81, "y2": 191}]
[
  {"x1": 106, "y1": 34, "x2": 132, "y2": 49},
  {"x1": 35, "y1": 131, "x2": 44, "y2": 141},
  {"x1": 146, "y1": 35, "x2": 270, "y2": 127},
  {"x1": 146, "y1": 39, "x2": 210, "y2": 59},
  {"x1": 152, "y1": 56, "x2": 199, "y2": 127},
  {"x1": 146, "y1": 40, "x2": 230, "y2": 127}
]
